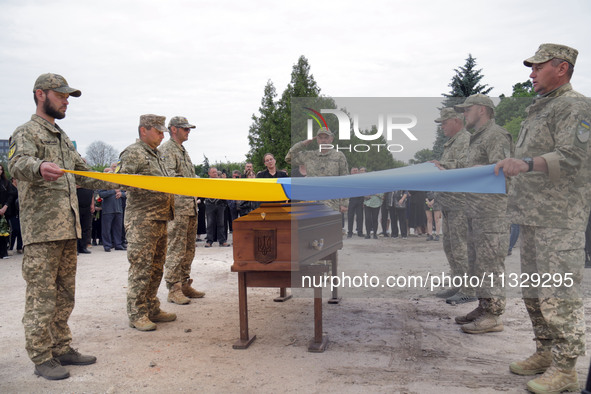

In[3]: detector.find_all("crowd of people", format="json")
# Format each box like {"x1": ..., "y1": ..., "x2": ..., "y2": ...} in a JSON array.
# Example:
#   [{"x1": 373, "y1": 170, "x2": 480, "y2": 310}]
[
  {"x1": 345, "y1": 185, "x2": 442, "y2": 241},
  {"x1": 5, "y1": 42, "x2": 591, "y2": 393}
]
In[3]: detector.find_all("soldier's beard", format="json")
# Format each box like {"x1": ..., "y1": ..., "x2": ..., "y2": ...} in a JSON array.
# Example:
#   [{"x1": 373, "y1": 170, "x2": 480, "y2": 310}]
[{"x1": 43, "y1": 99, "x2": 66, "y2": 120}]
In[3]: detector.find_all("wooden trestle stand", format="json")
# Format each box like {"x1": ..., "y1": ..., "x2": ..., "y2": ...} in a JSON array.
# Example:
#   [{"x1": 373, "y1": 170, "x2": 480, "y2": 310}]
[{"x1": 231, "y1": 202, "x2": 343, "y2": 352}]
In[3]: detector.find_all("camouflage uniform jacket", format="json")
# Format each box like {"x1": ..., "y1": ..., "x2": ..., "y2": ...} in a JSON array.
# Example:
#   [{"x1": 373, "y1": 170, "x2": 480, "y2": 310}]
[
  {"x1": 159, "y1": 139, "x2": 197, "y2": 216},
  {"x1": 437, "y1": 128, "x2": 470, "y2": 211},
  {"x1": 117, "y1": 139, "x2": 174, "y2": 221},
  {"x1": 285, "y1": 141, "x2": 349, "y2": 177},
  {"x1": 508, "y1": 83, "x2": 591, "y2": 231},
  {"x1": 8, "y1": 115, "x2": 113, "y2": 245},
  {"x1": 460, "y1": 119, "x2": 513, "y2": 218},
  {"x1": 285, "y1": 140, "x2": 348, "y2": 210}
]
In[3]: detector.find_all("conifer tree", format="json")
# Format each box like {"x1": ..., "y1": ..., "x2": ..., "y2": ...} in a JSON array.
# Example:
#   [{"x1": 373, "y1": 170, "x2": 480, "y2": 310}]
[{"x1": 433, "y1": 54, "x2": 493, "y2": 159}]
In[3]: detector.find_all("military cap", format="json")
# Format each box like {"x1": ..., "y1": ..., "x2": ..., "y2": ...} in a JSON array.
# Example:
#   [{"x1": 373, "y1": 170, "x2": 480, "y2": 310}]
[
  {"x1": 434, "y1": 107, "x2": 463, "y2": 123},
  {"x1": 454, "y1": 94, "x2": 495, "y2": 112},
  {"x1": 168, "y1": 116, "x2": 196, "y2": 129},
  {"x1": 139, "y1": 114, "x2": 167, "y2": 133},
  {"x1": 524, "y1": 43, "x2": 578, "y2": 67},
  {"x1": 317, "y1": 127, "x2": 333, "y2": 136},
  {"x1": 33, "y1": 73, "x2": 81, "y2": 97}
]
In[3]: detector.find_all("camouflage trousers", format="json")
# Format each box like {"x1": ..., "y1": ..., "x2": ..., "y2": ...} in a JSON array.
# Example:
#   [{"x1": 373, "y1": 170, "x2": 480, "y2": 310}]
[
  {"x1": 125, "y1": 218, "x2": 168, "y2": 322},
  {"x1": 442, "y1": 209, "x2": 471, "y2": 295},
  {"x1": 467, "y1": 216, "x2": 509, "y2": 315},
  {"x1": 164, "y1": 215, "x2": 197, "y2": 288},
  {"x1": 22, "y1": 239, "x2": 77, "y2": 364},
  {"x1": 520, "y1": 225, "x2": 586, "y2": 367}
]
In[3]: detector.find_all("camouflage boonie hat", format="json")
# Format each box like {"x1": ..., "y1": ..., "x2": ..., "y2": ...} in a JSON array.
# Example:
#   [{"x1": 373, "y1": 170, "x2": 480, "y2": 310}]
[
  {"x1": 139, "y1": 114, "x2": 167, "y2": 133},
  {"x1": 33, "y1": 73, "x2": 81, "y2": 97},
  {"x1": 454, "y1": 94, "x2": 495, "y2": 112},
  {"x1": 317, "y1": 127, "x2": 333, "y2": 136},
  {"x1": 524, "y1": 43, "x2": 578, "y2": 67},
  {"x1": 435, "y1": 107, "x2": 463, "y2": 123},
  {"x1": 168, "y1": 116, "x2": 196, "y2": 129}
]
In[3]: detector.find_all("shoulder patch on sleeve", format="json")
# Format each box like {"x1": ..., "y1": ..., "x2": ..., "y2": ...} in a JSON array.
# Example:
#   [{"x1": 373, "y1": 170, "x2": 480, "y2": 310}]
[
  {"x1": 576, "y1": 120, "x2": 590, "y2": 143},
  {"x1": 114, "y1": 159, "x2": 121, "y2": 173},
  {"x1": 8, "y1": 140, "x2": 16, "y2": 159}
]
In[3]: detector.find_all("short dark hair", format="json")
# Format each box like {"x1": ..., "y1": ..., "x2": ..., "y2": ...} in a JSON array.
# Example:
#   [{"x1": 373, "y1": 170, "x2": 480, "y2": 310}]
[
  {"x1": 263, "y1": 153, "x2": 275, "y2": 162},
  {"x1": 138, "y1": 125, "x2": 153, "y2": 137},
  {"x1": 551, "y1": 58, "x2": 574, "y2": 78},
  {"x1": 33, "y1": 89, "x2": 49, "y2": 105}
]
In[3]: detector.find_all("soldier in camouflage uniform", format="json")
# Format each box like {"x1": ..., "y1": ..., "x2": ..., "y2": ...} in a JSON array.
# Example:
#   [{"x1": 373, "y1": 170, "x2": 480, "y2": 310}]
[
  {"x1": 116, "y1": 114, "x2": 176, "y2": 332},
  {"x1": 160, "y1": 116, "x2": 205, "y2": 305},
  {"x1": 495, "y1": 43, "x2": 591, "y2": 394},
  {"x1": 285, "y1": 127, "x2": 349, "y2": 211},
  {"x1": 8, "y1": 73, "x2": 118, "y2": 380},
  {"x1": 432, "y1": 108, "x2": 475, "y2": 304},
  {"x1": 453, "y1": 94, "x2": 513, "y2": 335}
]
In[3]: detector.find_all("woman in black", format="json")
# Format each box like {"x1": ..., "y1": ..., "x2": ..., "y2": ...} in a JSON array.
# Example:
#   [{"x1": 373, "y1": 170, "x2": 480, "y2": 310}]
[
  {"x1": 255, "y1": 153, "x2": 288, "y2": 179},
  {"x1": 0, "y1": 164, "x2": 16, "y2": 258},
  {"x1": 255, "y1": 153, "x2": 288, "y2": 207}
]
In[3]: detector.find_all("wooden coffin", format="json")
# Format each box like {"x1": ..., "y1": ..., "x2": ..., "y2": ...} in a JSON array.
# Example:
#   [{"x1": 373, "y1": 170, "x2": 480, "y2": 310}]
[{"x1": 231, "y1": 202, "x2": 343, "y2": 273}]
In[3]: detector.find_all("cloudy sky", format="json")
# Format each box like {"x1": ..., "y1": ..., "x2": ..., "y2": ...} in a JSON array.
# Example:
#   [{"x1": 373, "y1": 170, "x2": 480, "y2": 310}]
[{"x1": 1, "y1": 0, "x2": 590, "y2": 165}]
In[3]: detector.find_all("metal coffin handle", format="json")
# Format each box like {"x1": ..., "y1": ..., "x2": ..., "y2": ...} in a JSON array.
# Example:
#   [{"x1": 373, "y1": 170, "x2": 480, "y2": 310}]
[{"x1": 311, "y1": 238, "x2": 324, "y2": 251}]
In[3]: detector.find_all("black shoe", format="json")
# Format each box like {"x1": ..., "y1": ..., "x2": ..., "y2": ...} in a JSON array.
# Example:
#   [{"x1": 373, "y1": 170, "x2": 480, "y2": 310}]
[
  {"x1": 79, "y1": 248, "x2": 91, "y2": 254},
  {"x1": 220, "y1": 243, "x2": 232, "y2": 247},
  {"x1": 357, "y1": 233, "x2": 364, "y2": 237},
  {"x1": 204, "y1": 242, "x2": 213, "y2": 248},
  {"x1": 92, "y1": 240, "x2": 97, "y2": 246},
  {"x1": 115, "y1": 245, "x2": 127, "y2": 250},
  {"x1": 347, "y1": 233, "x2": 353, "y2": 238},
  {"x1": 373, "y1": 234, "x2": 378, "y2": 239},
  {"x1": 391, "y1": 235, "x2": 399, "y2": 238},
  {"x1": 365, "y1": 235, "x2": 371, "y2": 239},
  {"x1": 54, "y1": 347, "x2": 97, "y2": 366},
  {"x1": 34, "y1": 358, "x2": 70, "y2": 380},
  {"x1": 104, "y1": 247, "x2": 111, "y2": 252}
]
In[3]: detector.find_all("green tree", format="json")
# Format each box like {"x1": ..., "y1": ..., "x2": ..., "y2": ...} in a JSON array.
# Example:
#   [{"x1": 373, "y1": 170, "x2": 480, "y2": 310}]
[
  {"x1": 247, "y1": 56, "x2": 328, "y2": 173},
  {"x1": 196, "y1": 155, "x2": 210, "y2": 177},
  {"x1": 443, "y1": 54, "x2": 493, "y2": 106},
  {"x1": 433, "y1": 54, "x2": 493, "y2": 159},
  {"x1": 342, "y1": 125, "x2": 400, "y2": 171},
  {"x1": 495, "y1": 80, "x2": 536, "y2": 141},
  {"x1": 409, "y1": 148, "x2": 436, "y2": 164},
  {"x1": 246, "y1": 80, "x2": 281, "y2": 173},
  {"x1": 247, "y1": 55, "x2": 404, "y2": 174}
]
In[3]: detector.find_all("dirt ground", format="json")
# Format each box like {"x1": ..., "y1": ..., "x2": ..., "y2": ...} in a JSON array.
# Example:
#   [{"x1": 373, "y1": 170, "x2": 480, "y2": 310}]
[{"x1": 1, "y1": 232, "x2": 591, "y2": 393}]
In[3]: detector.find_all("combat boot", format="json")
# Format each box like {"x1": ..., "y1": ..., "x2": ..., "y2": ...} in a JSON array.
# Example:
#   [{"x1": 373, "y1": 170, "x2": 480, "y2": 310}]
[
  {"x1": 446, "y1": 291, "x2": 478, "y2": 305},
  {"x1": 54, "y1": 347, "x2": 96, "y2": 365},
  {"x1": 34, "y1": 358, "x2": 70, "y2": 380},
  {"x1": 455, "y1": 305, "x2": 484, "y2": 325},
  {"x1": 526, "y1": 365, "x2": 579, "y2": 393},
  {"x1": 182, "y1": 278, "x2": 205, "y2": 298},
  {"x1": 435, "y1": 287, "x2": 458, "y2": 298},
  {"x1": 460, "y1": 312, "x2": 503, "y2": 334},
  {"x1": 168, "y1": 282, "x2": 190, "y2": 305},
  {"x1": 510, "y1": 351, "x2": 551, "y2": 375},
  {"x1": 150, "y1": 309, "x2": 177, "y2": 323},
  {"x1": 129, "y1": 316, "x2": 157, "y2": 331}
]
